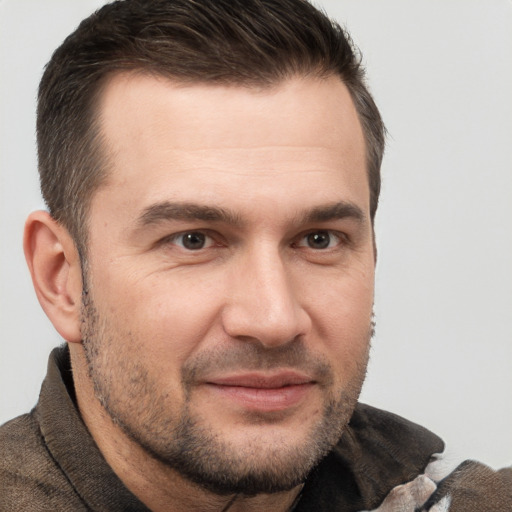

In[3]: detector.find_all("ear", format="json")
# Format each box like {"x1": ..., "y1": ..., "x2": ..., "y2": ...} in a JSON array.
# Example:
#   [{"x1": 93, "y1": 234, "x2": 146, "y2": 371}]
[{"x1": 24, "y1": 211, "x2": 83, "y2": 343}]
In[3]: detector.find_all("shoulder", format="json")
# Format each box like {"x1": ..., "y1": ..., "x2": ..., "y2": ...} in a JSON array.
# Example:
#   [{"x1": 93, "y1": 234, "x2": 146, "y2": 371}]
[
  {"x1": 421, "y1": 460, "x2": 512, "y2": 512},
  {"x1": 344, "y1": 407, "x2": 512, "y2": 511},
  {"x1": 295, "y1": 403, "x2": 444, "y2": 511},
  {"x1": 0, "y1": 411, "x2": 87, "y2": 511},
  {"x1": 343, "y1": 404, "x2": 444, "y2": 495},
  {"x1": 360, "y1": 460, "x2": 512, "y2": 512}
]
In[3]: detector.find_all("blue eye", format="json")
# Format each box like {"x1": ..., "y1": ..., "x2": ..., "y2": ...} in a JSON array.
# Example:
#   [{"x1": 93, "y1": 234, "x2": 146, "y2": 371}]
[{"x1": 298, "y1": 231, "x2": 341, "y2": 249}]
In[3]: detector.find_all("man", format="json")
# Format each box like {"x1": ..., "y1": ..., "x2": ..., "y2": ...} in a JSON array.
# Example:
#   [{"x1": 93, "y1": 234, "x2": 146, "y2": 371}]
[{"x1": 0, "y1": 0, "x2": 510, "y2": 511}]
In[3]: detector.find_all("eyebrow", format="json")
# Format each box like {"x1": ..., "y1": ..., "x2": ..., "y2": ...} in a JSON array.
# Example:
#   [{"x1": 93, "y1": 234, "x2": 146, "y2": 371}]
[
  {"x1": 136, "y1": 200, "x2": 366, "y2": 228},
  {"x1": 298, "y1": 201, "x2": 366, "y2": 225},
  {"x1": 137, "y1": 201, "x2": 243, "y2": 227}
]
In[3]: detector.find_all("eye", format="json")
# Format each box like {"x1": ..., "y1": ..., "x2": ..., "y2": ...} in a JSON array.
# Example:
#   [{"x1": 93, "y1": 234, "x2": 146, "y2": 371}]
[
  {"x1": 168, "y1": 231, "x2": 215, "y2": 251},
  {"x1": 296, "y1": 230, "x2": 342, "y2": 250}
]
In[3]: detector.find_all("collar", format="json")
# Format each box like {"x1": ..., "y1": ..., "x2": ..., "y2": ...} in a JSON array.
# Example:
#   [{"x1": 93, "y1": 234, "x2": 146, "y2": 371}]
[{"x1": 36, "y1": 346, "x2": 150, "y2": 511}]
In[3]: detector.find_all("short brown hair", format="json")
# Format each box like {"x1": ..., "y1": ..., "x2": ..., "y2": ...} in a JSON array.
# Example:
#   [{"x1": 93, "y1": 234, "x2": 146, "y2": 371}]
[{"x1": 37, "y1": 0, "x2": 385, "y2": 250}]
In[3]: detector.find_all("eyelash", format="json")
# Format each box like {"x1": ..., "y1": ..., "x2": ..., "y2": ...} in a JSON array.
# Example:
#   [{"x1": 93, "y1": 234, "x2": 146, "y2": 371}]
[
  {"x1": 293, "y1": 231, "x2": 345, "y2": 250},
  {"x1": 160, "y1": 231, "x2": 220, "y2": 251},
  {"x1": 160, "y1": 229, "x2": 347, "y2": 252}
]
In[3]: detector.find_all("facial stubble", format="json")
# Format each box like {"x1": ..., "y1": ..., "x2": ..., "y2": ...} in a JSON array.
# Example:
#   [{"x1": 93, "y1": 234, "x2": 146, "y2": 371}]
[{"x1": 80, "y1": 286, "x2": 371, "y2": 496}]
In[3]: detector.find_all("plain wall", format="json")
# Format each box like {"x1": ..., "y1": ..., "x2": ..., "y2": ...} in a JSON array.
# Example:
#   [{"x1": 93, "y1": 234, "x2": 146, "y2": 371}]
[{"x1": 1, "y1": 0, "x2": 511, "y2": 469}]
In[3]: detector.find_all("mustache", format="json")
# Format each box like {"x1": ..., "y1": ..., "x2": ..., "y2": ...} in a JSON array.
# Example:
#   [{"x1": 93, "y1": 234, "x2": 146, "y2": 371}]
[{"x1": 181, "y1": 339, "x2": 334, "y2": 387}]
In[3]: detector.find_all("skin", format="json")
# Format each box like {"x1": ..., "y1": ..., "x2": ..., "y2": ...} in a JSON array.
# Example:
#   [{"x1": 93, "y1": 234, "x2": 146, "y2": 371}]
[{"x1": 25, "y1": 74, "x2": 375, "y2": 512}]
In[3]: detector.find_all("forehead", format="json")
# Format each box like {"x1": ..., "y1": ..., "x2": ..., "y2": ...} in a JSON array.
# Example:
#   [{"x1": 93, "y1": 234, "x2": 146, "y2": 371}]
[
  {"x1": 98, "y1": 71, "x2": 363, "y2": 148},
  {"x1": 92, "y1": 73, "x2": 368, "y2": 225}
]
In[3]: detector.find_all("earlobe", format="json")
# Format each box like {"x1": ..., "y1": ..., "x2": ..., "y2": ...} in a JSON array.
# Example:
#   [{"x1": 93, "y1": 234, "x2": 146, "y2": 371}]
[{"x1": 24, "y1": 211, "x2": 83, "y2": 343}]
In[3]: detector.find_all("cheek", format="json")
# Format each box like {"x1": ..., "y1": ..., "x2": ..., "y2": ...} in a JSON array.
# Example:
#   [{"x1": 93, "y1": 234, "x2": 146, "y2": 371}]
[
  {"x1": 307, "y1": 264, "x2": 374, "y2": 330},
  {"x1": 92, "y1": 266, "x2": 224, "y2": 367},
  {"x1": 304, "y1": 267, "x2": 374, "y2": 375}
]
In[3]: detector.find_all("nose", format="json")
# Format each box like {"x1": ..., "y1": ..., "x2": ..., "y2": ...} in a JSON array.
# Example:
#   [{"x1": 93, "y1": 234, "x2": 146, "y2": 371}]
[{"x1": 221, "y1": 246, "x2": 311, "y2": 347}]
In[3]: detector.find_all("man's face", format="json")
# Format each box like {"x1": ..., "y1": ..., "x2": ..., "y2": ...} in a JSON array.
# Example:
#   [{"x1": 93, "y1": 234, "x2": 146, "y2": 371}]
[{"x1": 81, "y1": 73, "x2": 375, "y2": 494}]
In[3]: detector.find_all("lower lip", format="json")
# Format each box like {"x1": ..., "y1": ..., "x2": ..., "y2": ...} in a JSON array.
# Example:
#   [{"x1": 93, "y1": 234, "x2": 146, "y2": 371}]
[{"x1": 205, "y1": 383, "x2": 314, "y2": 412}]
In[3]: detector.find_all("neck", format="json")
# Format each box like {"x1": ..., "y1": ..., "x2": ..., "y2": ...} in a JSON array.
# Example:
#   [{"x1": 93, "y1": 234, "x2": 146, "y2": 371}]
[{"x1": 69, "y1": 344, "x2": 303, "y2": 512}]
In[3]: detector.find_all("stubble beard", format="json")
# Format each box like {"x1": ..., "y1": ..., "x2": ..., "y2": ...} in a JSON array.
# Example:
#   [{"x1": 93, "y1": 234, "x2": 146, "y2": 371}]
[{"x1": 80, "y1": 287, "x2": 371, "y2": 496}]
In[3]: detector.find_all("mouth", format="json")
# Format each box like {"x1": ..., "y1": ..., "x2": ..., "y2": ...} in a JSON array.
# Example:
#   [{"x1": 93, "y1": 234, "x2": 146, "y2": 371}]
[{"x1": 204, "y1": 371, "x2": 316, "y2": 412}]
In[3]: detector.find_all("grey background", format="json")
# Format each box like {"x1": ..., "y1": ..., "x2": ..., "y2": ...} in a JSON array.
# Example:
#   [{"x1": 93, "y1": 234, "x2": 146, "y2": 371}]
[{"x1": 1, "y1": 0, "x2": 511, "y2": 469}]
